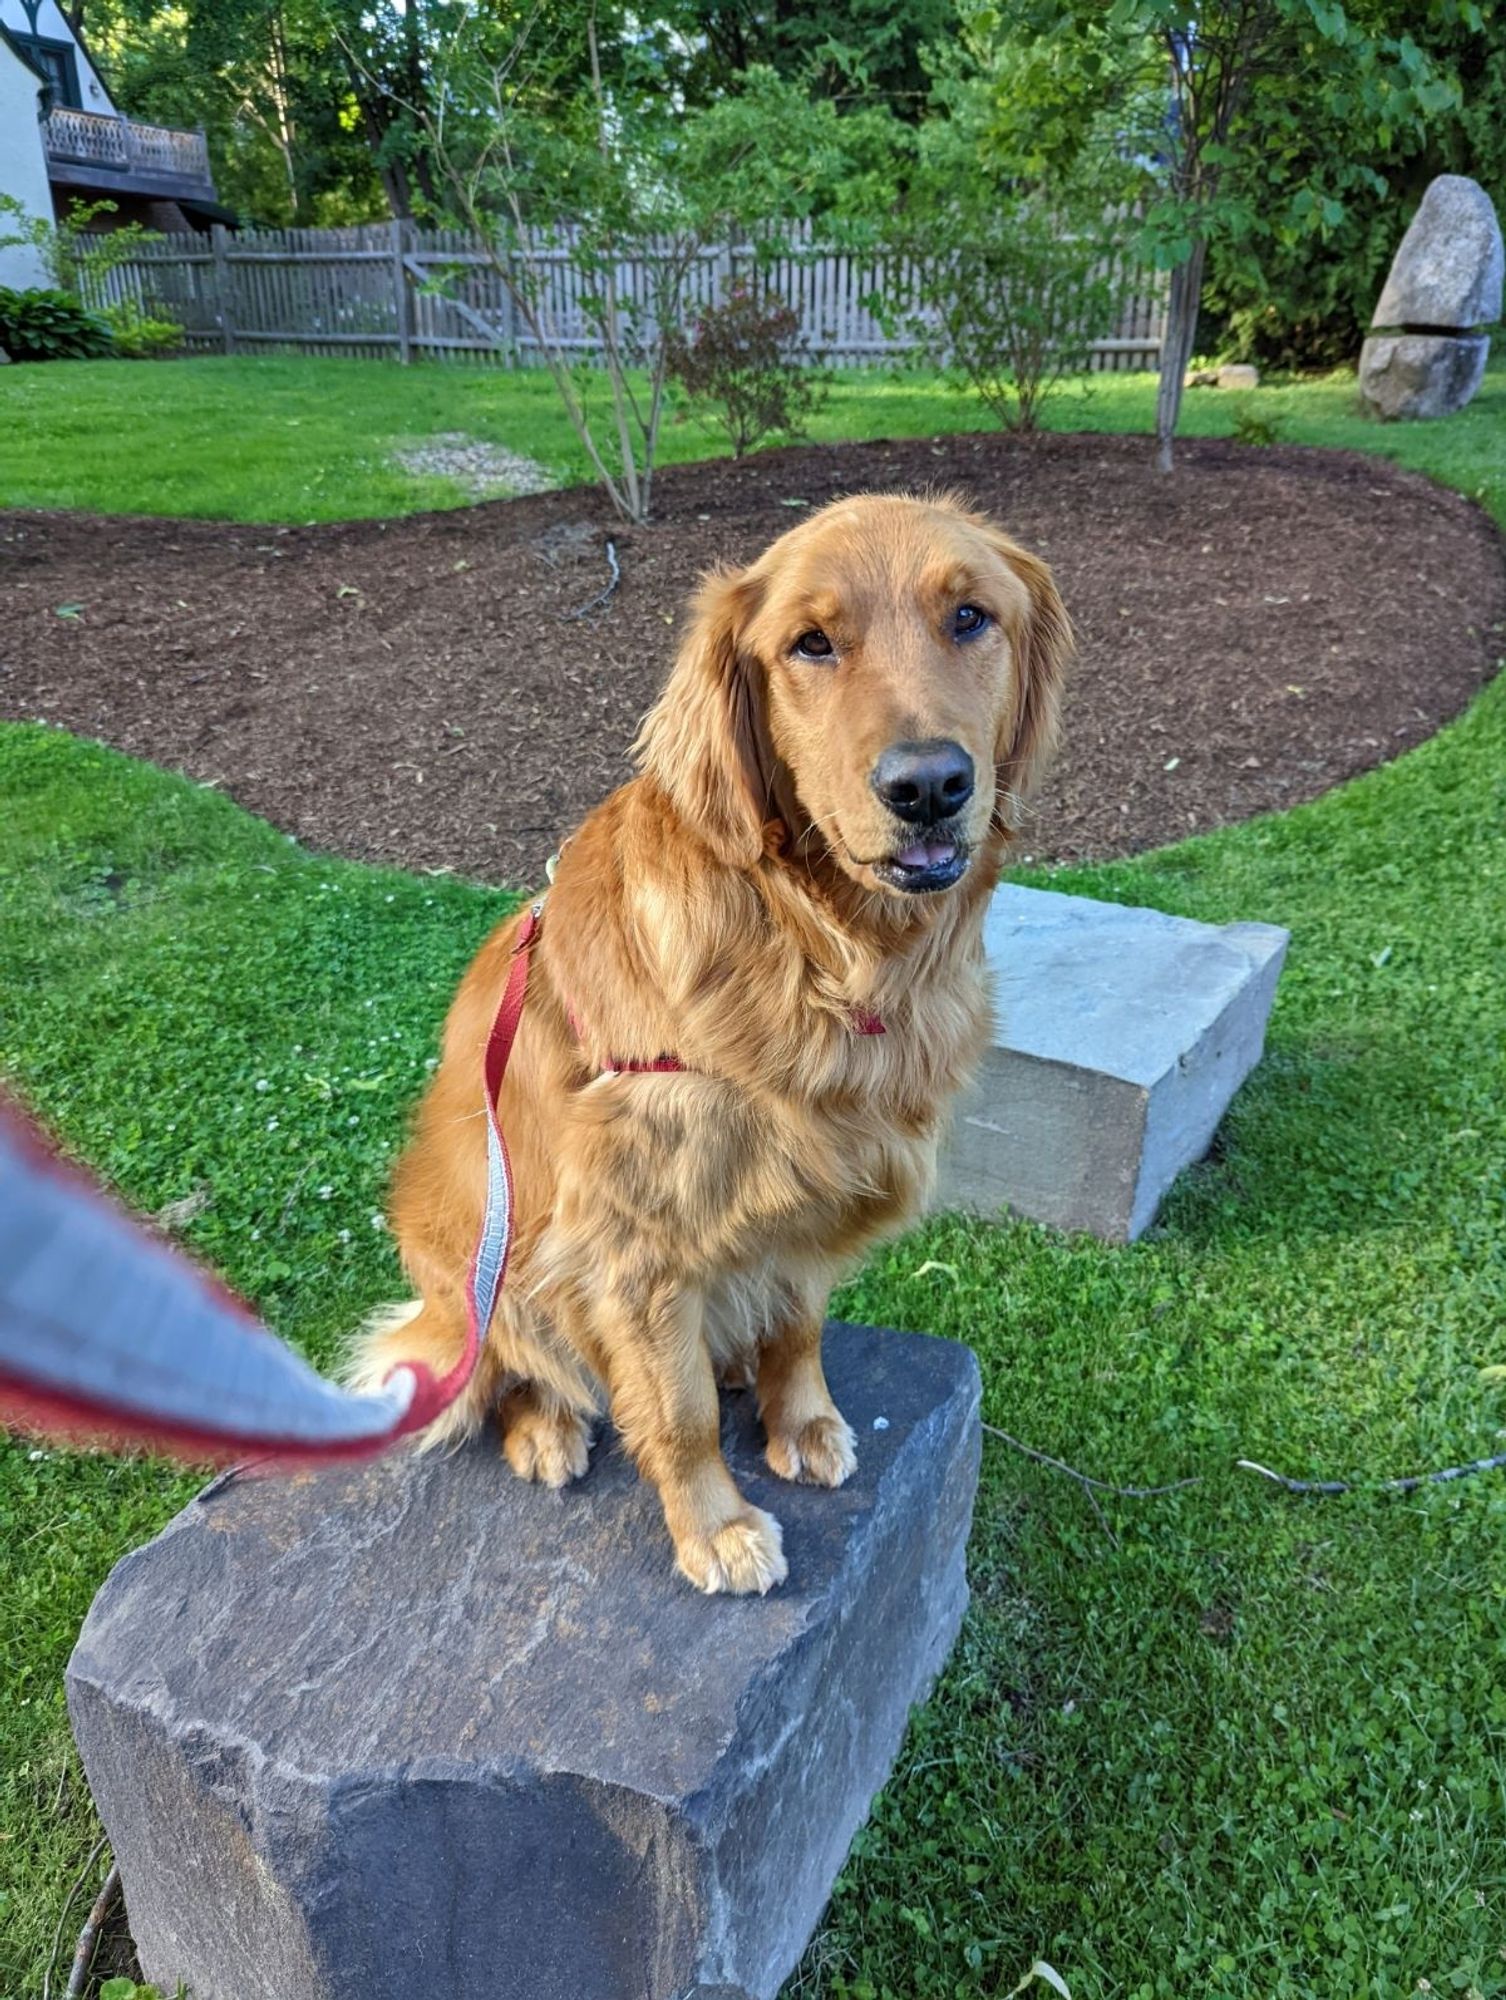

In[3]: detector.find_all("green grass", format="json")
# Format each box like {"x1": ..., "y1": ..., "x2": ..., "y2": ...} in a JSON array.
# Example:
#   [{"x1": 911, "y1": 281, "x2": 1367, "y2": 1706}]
[
  {"x1": 1, "y1": 370, "x2": 1504, "y2": 1999},
  {"x1": 2, "y1": 350, "x2": 1502, "y2": 523}
]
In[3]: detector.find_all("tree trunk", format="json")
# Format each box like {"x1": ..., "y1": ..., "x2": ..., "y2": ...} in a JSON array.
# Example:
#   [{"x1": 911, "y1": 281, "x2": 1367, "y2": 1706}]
[{"x1": 1153, "y1": 236, "x2": 1207, "y2": 475}]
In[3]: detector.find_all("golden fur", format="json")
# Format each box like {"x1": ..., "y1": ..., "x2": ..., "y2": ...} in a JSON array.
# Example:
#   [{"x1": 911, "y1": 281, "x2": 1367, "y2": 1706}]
[{"x1": 346, "y1": 492, "x2": 1070, "y2": 1593}]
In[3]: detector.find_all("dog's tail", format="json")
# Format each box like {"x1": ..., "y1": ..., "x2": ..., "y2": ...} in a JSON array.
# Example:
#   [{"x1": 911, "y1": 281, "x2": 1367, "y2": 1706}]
[{"x1": 342, "y1": 1299, "x2": 496, "y2": 1453}]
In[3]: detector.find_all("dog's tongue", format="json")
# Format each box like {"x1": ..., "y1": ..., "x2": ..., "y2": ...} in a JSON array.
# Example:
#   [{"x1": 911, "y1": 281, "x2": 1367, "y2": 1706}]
[{"x1": 896, "y1": 840, "x2": 957, "y2": 870}]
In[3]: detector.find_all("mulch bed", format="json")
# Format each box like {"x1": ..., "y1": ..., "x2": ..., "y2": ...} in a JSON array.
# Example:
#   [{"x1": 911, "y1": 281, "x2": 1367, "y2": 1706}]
[{"x1": 3, "y1": 432, "x2": 1502, "y2": 887}]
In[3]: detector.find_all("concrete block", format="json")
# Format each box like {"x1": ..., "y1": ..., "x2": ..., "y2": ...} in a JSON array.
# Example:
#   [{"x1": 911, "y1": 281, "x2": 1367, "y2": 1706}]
[
  {"x1": 67, "y1": 1323, "x2": 981, "y2": 2000},
  {"x1": 936, "y1": 885, "x2": 1287, "y2": 1241}
]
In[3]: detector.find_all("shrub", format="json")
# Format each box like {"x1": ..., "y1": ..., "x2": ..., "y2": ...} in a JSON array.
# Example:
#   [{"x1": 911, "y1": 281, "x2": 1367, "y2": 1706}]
[
  {"x1": 664, "y1": 281, "x2": 826, "y2": 458},
  {"x1": 1230, "y1": 399, "x2": 1286, "y2": 448},
  {"x1": 0, "y1": 288, "x2": 114, "y2": 362},
  {"x1": 102, "y1": 297, "x2": 185, "y2": 359},
  {"x1": 0, "y1": 193, "x2": 163, "y2": 296},
  {"x1": 901, "y1": 195, "x2": 1126, "y2": 434}
]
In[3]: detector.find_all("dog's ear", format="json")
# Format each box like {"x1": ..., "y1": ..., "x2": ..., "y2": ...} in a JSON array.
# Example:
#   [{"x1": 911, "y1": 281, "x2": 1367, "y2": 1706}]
[
  {"x1": 985, "y1": 532, "x2": 1072, "y2": 835},
  {"x1": 634, "y1": 566, "x2": 773, "y2": 869}
]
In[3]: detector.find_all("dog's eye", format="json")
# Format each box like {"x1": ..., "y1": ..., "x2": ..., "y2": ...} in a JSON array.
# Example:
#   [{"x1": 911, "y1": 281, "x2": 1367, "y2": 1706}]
[
  {"x1": 792, "y1": 629, "x2": 835, "y2": 661},
  {"x1": 953, "y1": 604, "x2": 990, "y2": 641}
]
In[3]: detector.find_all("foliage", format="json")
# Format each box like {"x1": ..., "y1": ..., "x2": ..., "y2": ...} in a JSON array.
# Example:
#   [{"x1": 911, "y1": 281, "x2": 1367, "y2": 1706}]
[
  {"x1": 1229, "y1": 397, "x2": 1285, "y2": 446},
  {"x1": 665, "y1": 281, "x2": 826, "y2": 456},
  {"x1": 423, "y1": 19, "x2": 894, "y2": 520},
  {"x1": 74, "y1": 0, "x2": 947, "y2": 226},
  {"x1": 0, "y1": 289, "x2": 114, "y2": 363},
  {"x1": 100, "y1": 298, "x2": 185, "y2": 359},
  {"x1": 0, "y1": 196, "x2": 159, "y2": 298},
  {"x1": 75, "y1": 0, "x2": 420, "y2": 224},
  {"x1": 684, "y1": 0, "x2": 960, "y2": 117},
  {"x1": 970, "y1": 0, "x2": 1464, "y2": 464},
  {"x1": 900, "y1": 193, "x2": 1126, "y2": 434},
  {"x1": 1201, "y1": 2, "x2": 1506, "y2": 371},
  {"x1": 875, "y1": 82, "x2": 1131, "y2": 434}
]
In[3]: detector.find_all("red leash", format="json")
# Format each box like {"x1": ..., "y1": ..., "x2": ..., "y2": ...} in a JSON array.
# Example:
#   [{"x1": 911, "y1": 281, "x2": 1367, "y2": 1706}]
[{"x1": 393, "y1": 900, "x2": 545, "y2": 1428}]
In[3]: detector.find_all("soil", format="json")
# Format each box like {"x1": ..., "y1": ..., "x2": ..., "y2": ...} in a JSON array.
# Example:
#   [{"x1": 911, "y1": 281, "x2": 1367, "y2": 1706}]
[{"x1": 3, "y1": 431, "x2": 1502, "y2": 888}]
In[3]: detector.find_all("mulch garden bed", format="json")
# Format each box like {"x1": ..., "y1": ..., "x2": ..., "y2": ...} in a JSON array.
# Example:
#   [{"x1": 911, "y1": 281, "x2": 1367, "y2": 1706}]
[{"x1": 3, "y1": 431, "x2": 1502, "y2": 887}]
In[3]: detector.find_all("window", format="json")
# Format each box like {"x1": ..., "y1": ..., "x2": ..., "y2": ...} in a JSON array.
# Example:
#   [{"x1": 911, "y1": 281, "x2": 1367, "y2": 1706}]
[{"x1": 15, "y1": 34, "x2": 81, "y2": 113}]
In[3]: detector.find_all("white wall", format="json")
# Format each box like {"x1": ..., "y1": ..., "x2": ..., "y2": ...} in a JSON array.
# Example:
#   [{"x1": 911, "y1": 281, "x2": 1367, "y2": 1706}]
[
  {"x1": 0, "y1": 1, "x2": 114, "y2": 112},
  {"x1": 0, "y1": 38, "x2": 53, "y2": 290}
]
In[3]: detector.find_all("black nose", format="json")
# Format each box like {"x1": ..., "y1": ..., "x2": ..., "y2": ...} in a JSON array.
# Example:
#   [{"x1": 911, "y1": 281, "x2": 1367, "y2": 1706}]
[{"x1": 870, "y1": 739, "x2": 975, "y2": 824}]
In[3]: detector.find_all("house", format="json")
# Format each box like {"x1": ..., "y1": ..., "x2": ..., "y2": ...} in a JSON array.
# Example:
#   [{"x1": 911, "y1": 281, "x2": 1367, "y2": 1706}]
[{"x1": 0, "y1": 0, "x2": 229, "y2": 291}]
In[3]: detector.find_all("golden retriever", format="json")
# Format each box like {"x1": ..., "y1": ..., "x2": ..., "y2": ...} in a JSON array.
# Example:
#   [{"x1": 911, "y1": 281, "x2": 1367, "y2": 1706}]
[{"x1": 347, "y1": 492, "x2": 1070, "y2": 1593}]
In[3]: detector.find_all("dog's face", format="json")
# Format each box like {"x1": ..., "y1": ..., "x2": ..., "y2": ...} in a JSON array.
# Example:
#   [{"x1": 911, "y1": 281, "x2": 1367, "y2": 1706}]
[{"x1": 637, "y1": 493, "x2": 1071, "y2": 897}]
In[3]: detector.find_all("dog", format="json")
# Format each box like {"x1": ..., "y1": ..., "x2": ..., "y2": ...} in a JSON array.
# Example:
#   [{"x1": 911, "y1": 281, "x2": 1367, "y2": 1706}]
[{"x1": 347, "y1": 491, "x2": 1070, "y2": 1593}]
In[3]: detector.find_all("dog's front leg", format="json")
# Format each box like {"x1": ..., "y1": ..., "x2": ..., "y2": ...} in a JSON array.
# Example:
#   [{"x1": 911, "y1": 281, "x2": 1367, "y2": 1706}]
[
  {"x1": 757, "y1": 1279, "x2": 857, "y2": 1489},
  {"x1": 598, "y1": 1277, "x2": 788, "y2": 1596}
]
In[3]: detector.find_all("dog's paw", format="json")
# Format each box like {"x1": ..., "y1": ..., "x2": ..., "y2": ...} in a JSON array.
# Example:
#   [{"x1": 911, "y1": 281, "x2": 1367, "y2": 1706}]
[
  {"x1": 765, "y1": 1412, "x2": 856, "y2": 1488},
  {"x1": 676, "y1": 1505, "x2": 787, "y2": 1596},
  {"x1": 500, "y1": 1403, "x2": 592, "y2": 1489}
]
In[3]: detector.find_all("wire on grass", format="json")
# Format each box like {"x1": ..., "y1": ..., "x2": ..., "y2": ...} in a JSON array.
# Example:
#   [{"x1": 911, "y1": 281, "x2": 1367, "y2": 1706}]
[
  {"x1": 1236, "y1": 1451, "x2": 1506, "y2": 1496},
  {"x1": 41, "y1": 1835, "x2": 108, "y2": 2000},
  {"x1": 561, "y1": 537, "x2": 620, "y2": 620},
  {"x1": 65, "y1": 1863, "x2": 121, "y2": 2000}
]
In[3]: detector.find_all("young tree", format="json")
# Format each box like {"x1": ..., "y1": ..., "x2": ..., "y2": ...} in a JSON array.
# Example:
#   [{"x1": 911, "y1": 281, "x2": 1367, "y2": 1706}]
[
  {"x1": 417, "y1": 11, "x2": 890, "y2": 521},
  {"x1": 986, "y1": 0, "x2": 1459, "y2": 469}
]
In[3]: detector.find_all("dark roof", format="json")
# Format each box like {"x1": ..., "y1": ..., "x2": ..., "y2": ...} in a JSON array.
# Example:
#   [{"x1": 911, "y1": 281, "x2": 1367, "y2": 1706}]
[{"x1": 175, "y1": 193, "x2": 239, "y2": 226}]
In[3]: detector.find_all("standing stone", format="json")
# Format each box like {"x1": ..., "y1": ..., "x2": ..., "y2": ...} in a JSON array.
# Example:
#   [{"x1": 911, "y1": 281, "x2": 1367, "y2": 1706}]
[
  {"x1": 1359, "y1": 174, "x2": 1502, "y2": 419},
  {"x1": 935, "y1": 885, "x2": 1288, "y2": 1242},
  {"x1": 67, "y1": 1323, "x2": 981, "y2": 2000},
  {"x1": 1371, "y1": 175, "x2": 1504, "y2": 332}
]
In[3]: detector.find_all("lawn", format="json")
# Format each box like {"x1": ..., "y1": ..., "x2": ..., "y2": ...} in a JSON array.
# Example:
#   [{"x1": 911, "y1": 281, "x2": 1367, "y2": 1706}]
[
  {"x1": 1, "y1": 370, "x2": 1504, "y2": 2000},
  {"x1": 1, "y1": 349, "x2": 1502, "y2": 524}
]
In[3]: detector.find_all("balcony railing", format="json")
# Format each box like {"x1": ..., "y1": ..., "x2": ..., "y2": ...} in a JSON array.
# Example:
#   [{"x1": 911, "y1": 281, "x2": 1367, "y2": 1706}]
[{"x1": 43, "y1": 107, "x2": 213, "y2": 189}]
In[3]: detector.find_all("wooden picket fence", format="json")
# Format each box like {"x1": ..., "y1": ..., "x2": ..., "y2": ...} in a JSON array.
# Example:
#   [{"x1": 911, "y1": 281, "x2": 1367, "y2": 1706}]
[{"x1": 82, "y1": 218, "x2": 1166, "y2": 371}]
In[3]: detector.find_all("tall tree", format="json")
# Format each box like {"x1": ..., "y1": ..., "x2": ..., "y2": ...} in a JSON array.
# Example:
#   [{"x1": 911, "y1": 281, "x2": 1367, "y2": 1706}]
[
  {"x1": 986, "y1": 0, "x2": 1460, "y2": 469},
  {"x1": 84, "y1": 0, "x2": 387, "y2": 223}
]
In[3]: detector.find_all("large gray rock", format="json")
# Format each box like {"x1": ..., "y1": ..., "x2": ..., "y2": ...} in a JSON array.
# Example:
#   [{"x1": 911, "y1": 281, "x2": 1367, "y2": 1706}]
[
  {"x1": 1371, "y1": 174, "x2": 1504, "y2": 332},
  {"x1": 67, "y1": 1322, "x2": 981, "y2": 2000},
  {"x1": 1358, "y1": 331, "x2": 1491, "y2": 420},
  {"x1": 935, "y1": 884, "x2": 1287, "y2": 1242}
]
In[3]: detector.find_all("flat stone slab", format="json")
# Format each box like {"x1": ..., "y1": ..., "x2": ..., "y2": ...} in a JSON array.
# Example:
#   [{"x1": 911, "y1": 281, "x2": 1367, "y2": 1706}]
[
  {"x1": 67, "y1": 1323, "x2": 981, "y2": 2000},
  {"x1": 936, "y1": 884, "x2": 1288, "y2": 1241}
]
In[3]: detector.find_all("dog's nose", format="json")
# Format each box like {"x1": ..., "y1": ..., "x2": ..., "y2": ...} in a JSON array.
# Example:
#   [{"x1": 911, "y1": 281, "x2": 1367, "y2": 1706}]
[{"x1": 870, "y1": 740, "x2": 975, "y2": 824}]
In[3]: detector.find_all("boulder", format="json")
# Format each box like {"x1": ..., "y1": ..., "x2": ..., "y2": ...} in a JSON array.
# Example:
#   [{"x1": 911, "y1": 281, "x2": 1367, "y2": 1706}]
[
  {"x1": 1358, "y1": 332, "x2": 1490, "y2": 421},
  {"x1": 67, "y1": 1322, "x2": 982, "y2": 2000},
  {"x1": 935, "y1": 884, "x2": 1288, "y2": 1241},
  {"x1": 1371, "y1": 175, "x2": 1504, "y2": 332}
]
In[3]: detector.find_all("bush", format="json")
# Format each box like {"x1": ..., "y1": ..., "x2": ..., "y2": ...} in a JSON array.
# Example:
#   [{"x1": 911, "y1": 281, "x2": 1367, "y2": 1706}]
[
  {"x1": 1230, "y1": 399, "x2": 1286, "y2": 448},
  {"x1": 665, "y1": 282, "x2": 826, "y2": 458},
  {"x1": 902, "y1": 195, "x2": 1126, "y2": 434},
  {"x1": 0, "y1": 288, "x2": 113, "y2": 362},
  {"x1": 102, "y1": 297, "x2": 184, "y2": 359}
]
